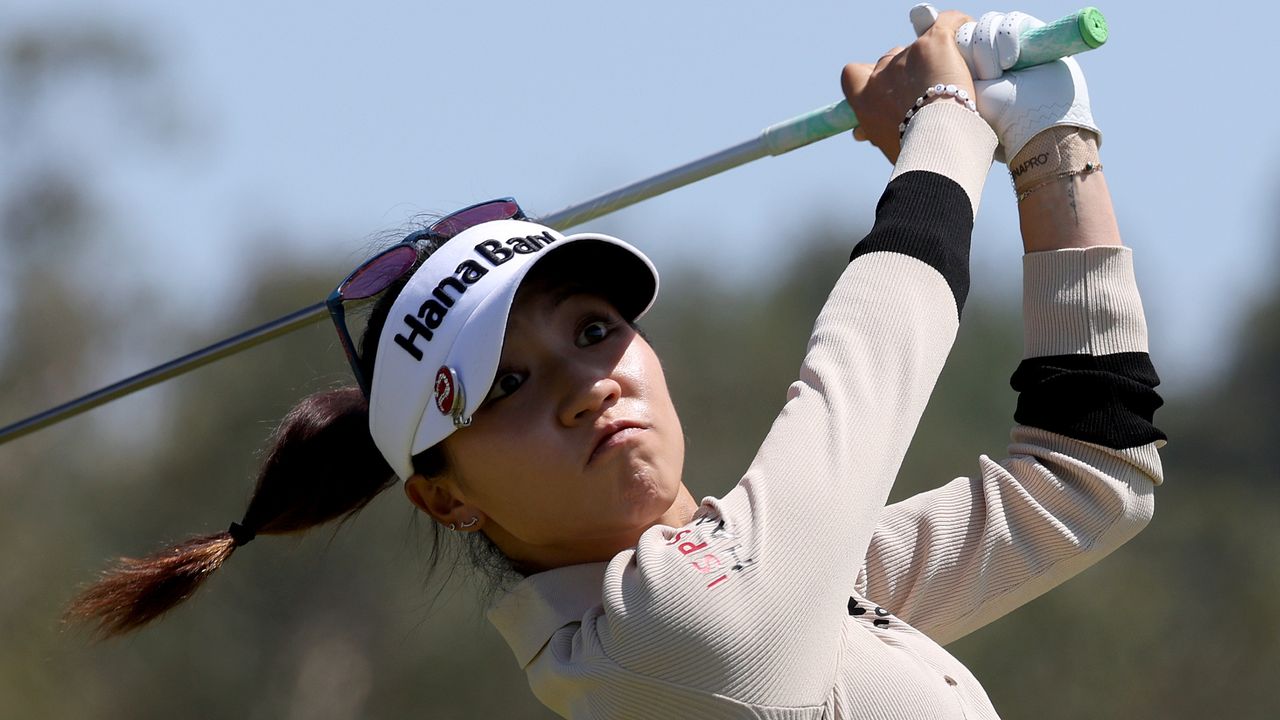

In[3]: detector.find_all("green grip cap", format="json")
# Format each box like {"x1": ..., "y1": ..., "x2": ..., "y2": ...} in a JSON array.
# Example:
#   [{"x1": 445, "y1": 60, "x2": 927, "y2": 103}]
[{"x1": 1078, "y1": 7, "x2": 1108, "y2": 48}]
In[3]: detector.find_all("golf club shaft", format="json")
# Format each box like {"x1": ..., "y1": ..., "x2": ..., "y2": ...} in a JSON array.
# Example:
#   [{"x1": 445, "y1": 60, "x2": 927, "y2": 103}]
[
  {"x1": 540, "y1": 7, "x2": 1107, "y2": 229},
  {"x1": 0, "y1": 7, "x2": 1108, "y2": 446},
  {"x1": 0, "y1": 304, "x2": 329, "y2": 444}
]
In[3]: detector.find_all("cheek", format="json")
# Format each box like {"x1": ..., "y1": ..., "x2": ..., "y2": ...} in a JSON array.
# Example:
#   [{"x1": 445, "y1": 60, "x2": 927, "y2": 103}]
[
  {"x1": 618, "y1": 336, "x2": 666, "y2": 396},
  {"x1": 632, "y1": 343, "x2": 681, "y2": 429},
  {"x1": 621, "y1": 341, "x2": 685, "y2": 474},
  {"x1": 441, "y1": 414, "x2": 572, "y2": 521}
]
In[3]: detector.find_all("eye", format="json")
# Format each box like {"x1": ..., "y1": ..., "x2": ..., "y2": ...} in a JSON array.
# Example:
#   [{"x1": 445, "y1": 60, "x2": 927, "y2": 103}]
[
  {"x1": 576, "y1": 318, "x2": 614, "y2": 347},
  {"x1": 484, "y1": 370, "x2": 526, "y2": 404}
]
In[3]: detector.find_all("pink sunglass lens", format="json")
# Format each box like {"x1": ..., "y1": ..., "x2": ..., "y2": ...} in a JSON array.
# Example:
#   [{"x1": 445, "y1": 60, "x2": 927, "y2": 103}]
[
  {"x1": 428, "y1": 201, "x2": 520, "y2": 239},
  {"x1": 342, "y1": 245, "x2": 419, "y2": 300}
]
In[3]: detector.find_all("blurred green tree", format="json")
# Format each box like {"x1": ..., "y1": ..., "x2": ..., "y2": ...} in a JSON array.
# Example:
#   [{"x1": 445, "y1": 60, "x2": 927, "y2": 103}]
[{"x1": 3, "y1": 15, "x2": 1278, "y2": 720}]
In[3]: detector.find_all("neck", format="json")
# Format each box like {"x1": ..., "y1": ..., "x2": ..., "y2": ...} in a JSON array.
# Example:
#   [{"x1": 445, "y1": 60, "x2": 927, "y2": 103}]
[
  {"x1": 493, "y1": 483, "x2": 700, "y2": 573},
  {"x1": 658, "y1": 483, "x2": 699, "y2": 528}
]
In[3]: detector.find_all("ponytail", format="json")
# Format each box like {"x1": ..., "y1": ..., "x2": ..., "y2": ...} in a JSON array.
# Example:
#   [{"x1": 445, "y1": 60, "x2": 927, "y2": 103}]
[{"x1": 66, "y1": 386, "x2": 395, "y2": 637}]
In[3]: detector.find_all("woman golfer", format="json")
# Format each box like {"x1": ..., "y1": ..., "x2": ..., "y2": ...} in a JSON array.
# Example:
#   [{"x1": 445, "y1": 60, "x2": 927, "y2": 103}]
[{"x1": 71, "y1": 9, "x2": 1164, "y2": 718}]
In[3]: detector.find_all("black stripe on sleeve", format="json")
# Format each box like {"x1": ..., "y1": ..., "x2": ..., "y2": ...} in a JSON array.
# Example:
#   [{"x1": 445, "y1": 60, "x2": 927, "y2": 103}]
[
  {"x1": 1011, "y1": 352, "x2": 1167, "y2": 449},
  {"x1": 849, "y1": 170, "x2": 973, "y2": 317}
]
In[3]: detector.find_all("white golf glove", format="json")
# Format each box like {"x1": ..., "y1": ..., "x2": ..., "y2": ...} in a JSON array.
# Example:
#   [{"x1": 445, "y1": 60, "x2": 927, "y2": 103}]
[{"x1": 956, "y1": 10, "x2": 1101, "y2": 162}]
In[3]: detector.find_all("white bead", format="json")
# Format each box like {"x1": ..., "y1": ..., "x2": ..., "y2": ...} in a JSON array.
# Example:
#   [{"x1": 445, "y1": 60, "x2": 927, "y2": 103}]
[
  {"x1": 915, "y1": 97, "x2": 925, "y2": 107},
  {"x1": 944, "y1": 84, "x2": 958, "y2": 96},
  {"x1": 925, "y1": 86, "x2": 937, "y2": 97},
  {"x1": 933, "y1": 83, "x2": 946, "y2": 94},
  {"x1": 898, "y1": 122, "x2": 907, "y2": 133},
  {"x1": 905, "y1": 108, "x2": 914, "y2": 119},
  {"x1": 956, "y1": 89, "x2": 970, "y2": 101}
]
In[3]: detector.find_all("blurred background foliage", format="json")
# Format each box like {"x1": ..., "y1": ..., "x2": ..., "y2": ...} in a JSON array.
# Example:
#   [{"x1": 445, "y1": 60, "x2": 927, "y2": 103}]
[{"x1": 1, "y1": 16, "x2": 1276, "y2": 720}]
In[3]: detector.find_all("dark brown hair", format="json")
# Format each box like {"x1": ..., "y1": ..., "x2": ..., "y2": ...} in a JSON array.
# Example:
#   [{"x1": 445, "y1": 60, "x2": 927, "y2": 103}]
[{"x1": 66, "y1": 237, "x2": 481, "y2": 637}]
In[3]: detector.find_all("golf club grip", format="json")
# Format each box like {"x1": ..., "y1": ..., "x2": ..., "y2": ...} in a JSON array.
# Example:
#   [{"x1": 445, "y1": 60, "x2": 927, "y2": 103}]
[{"x1": 761, "y1": 6, "x2": 1107, "y2": 156}]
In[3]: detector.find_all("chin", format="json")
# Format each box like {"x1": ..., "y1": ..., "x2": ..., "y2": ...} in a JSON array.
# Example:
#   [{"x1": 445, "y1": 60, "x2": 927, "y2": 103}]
[{"x1": 616, "y1": 463, "x2": 676, "y2": 525}]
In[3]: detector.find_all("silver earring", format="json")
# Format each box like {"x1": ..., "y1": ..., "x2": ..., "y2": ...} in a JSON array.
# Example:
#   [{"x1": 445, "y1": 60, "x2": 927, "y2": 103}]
[
  {"x1": 446, "y1": 523, "x2": 457, "y2": 531},
  {"x1": 459, "y1": 517, "x2": 479, "y2": 529}
]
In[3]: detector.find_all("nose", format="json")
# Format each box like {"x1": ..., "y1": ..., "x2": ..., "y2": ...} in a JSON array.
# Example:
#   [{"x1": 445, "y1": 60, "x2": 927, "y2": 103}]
[{"x1": 558, "y1": 374, "x2": 622, "y2": 426}]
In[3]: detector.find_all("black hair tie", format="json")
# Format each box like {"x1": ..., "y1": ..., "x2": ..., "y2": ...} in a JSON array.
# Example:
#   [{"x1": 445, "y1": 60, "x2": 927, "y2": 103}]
[{"x1": 227, "y1": 522, "x2": 256, "y2": 547}]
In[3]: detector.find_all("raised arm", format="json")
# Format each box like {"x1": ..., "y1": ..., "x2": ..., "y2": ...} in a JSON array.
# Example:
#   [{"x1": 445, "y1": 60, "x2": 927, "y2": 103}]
[
  {"x1": 855, "y1": 32, "x2": 1165, "y2": 643},
  {"x1": 584, "y1": 12, "x2": 1003, "y2": 700}
]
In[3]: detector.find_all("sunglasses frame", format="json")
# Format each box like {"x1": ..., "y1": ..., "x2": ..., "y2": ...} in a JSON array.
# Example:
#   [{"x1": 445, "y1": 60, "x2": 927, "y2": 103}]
[{"x1": 325, "y1": 197, "x2": 526, "y2": 396}]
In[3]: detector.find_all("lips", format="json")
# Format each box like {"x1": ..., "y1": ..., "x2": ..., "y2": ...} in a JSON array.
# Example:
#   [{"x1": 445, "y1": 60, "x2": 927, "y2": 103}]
[{"x1": 588, "y1": 419, "x2": 649, "y2": 465}]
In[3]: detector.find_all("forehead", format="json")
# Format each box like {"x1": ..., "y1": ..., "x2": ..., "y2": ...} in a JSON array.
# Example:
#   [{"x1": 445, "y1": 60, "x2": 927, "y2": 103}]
[
  {"x1": 510, "y1": 280, "x2": 611, "y2": 320},
  {"x1": 512, "y1": 250, "x2": 614, "y2": 311}
]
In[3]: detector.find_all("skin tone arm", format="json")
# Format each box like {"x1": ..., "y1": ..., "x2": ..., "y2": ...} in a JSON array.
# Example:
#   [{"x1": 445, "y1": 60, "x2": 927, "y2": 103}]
[{"x1": 1016, "y1": 156, "x2": 1122, "y2": 253}]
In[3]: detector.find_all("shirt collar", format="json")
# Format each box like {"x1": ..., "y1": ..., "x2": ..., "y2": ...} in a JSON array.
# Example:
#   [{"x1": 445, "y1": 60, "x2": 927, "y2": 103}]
[{"x1": 487, "y1": 562, "x2": 607, "y2": 668}]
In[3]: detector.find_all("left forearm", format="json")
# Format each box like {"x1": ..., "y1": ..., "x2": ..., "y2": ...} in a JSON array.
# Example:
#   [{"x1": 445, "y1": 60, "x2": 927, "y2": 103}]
[{"x1": 1010, "y1": 127, "x2": 1121, "y2": 253}]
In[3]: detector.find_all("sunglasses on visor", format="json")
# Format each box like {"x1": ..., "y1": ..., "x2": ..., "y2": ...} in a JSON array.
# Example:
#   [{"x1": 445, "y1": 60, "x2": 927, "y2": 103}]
[{"x1": 326, "y1": 197, "x2": 527, "y2": 396}]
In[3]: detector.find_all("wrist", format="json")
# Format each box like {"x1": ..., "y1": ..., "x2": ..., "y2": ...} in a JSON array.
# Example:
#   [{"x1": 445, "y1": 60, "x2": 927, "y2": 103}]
[
  {"x1": 1013, "y1": 127, "x2": 1120, "y2": 253},
  {"x1": 898, "y1": 83, "x2": 978, "y2": 140},
  {"x1": 893, "y1": 100, "x2": 998, "y2": 216},
  {"x1": 1009, "y1": 127, "x2": 1101, "y2": 201}
]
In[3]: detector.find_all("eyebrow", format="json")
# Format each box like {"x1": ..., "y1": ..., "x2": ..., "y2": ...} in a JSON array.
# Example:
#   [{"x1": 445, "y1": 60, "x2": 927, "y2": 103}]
[{"x1": 550, "y1": 283, "x2": 591, "y2": 309}]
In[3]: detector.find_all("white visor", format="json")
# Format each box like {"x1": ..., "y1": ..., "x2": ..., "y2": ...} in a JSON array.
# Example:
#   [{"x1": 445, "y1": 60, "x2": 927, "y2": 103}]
[{"x1": 367, "y1": 219, "x2": 658, "y2": 480}]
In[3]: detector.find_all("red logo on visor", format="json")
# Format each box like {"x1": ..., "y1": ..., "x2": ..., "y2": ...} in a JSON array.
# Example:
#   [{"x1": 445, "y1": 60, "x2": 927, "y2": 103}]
[{"x1": 434, "y1": 367, "x2": 456, "y2": 415}]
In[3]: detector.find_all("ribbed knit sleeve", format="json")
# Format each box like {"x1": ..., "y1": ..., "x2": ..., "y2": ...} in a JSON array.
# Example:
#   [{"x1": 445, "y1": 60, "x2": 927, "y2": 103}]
[
  {"x1": 488, "y1": 104, "x2": 1007, "y2": 719},
  {"x1": 854, "y1": 245, "x2": 1163, "y2": 646}
]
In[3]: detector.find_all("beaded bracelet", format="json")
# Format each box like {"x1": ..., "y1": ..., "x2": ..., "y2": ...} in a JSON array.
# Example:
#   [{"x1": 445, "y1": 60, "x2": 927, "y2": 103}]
[{"x1": 898, "y1": 83, "x2": 979, "y2": 139}]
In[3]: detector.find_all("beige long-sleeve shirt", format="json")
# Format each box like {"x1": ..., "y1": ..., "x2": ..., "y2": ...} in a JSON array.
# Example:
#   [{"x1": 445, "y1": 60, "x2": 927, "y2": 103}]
[{"x1": 488, "y1": 102, "x2": 1164, "y2": 719}]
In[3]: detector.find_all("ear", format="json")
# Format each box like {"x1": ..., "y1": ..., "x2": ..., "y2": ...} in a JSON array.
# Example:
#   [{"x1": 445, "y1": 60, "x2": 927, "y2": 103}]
[{"x1": 403, "y1": 474, "x2": 485, "y2": 530}]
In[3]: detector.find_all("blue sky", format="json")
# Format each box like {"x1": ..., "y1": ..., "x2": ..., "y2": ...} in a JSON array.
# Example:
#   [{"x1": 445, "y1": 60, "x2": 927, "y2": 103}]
[{"x1": 4, "y1": 0, "x2": 1274, "y2": 397}]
